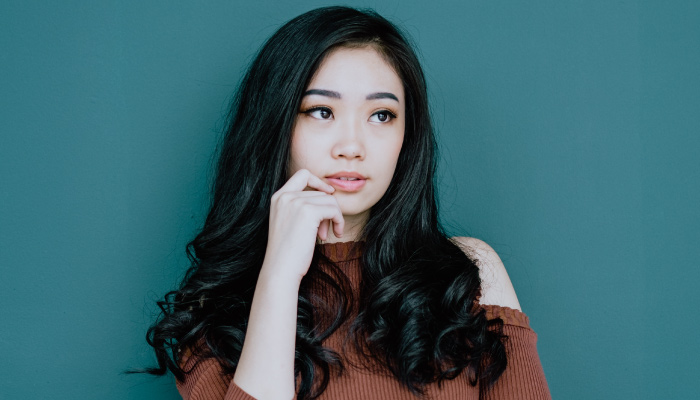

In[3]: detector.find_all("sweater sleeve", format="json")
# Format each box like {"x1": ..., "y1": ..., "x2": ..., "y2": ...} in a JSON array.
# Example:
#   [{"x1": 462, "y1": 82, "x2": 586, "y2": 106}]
[
  {"x1": 479, "y1": 305, "x2": 551, "y2": 400},
  {"x1": 176, "y1": 350, "x2": 256, "y2": 400}
]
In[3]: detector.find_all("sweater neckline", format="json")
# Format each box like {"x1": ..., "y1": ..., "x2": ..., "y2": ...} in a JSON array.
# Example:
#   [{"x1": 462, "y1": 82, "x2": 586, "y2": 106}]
[{"x1": 318, "y1": 240, "x2": 364, "y2": 262}]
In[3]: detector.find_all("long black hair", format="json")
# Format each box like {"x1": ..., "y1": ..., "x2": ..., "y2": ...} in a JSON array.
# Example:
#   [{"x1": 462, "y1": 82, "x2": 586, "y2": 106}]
[{"x1": 145, "y1": 6, "x2": 506, "y2": 399}]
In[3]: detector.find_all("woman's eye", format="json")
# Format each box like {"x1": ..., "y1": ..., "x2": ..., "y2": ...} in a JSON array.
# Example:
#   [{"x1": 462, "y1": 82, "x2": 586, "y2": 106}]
[
  {"x1": 369, "y1": 110, "x2": 396, "y2": 123},
  {"x1": 304, "y1": 107, "x2": 333, "y2": 120}
]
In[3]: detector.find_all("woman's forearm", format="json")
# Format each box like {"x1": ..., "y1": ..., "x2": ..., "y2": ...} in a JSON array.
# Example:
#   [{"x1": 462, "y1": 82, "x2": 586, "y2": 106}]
[
  {"x1": 233, "y1": 260, "x2": 301, "y2": 400},
  {"x1": 233, "y1": 170, "x2": 341, "y2": 399}
]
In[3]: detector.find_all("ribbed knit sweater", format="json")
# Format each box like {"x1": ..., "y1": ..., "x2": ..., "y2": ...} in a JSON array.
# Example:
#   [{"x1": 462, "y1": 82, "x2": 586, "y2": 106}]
[{"x1": 177, "y1": 241, "x2": 551, "y2": 400}]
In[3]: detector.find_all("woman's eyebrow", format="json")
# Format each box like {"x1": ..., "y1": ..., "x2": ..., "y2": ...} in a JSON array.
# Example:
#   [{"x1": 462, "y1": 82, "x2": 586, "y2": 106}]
[
  {"x1": 303, "y1": 89, "x2": 399, "y2": 102},
  {"x1": 304, "y1": 89, "x2": 341, "y2": 98},
  {"x1": 365, "y1": 92, "x2": 399, "y2": 102}
]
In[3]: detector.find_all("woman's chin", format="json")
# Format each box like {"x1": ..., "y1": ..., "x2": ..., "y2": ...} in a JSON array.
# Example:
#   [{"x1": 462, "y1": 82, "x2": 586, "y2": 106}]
[{"x1": 338, "y1": 204, "x2": 371, "y2": 220}]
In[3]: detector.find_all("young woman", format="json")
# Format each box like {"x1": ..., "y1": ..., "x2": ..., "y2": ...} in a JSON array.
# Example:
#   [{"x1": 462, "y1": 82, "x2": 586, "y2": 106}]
[{"x1": 145, "y1": 6, "x2": 550, "y2": 400}]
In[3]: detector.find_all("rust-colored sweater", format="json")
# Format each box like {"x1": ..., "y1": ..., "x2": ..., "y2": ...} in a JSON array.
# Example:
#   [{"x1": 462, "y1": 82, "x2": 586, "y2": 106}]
[{"x1": 177, "y1": 241, "x2": 551, "y2": 400}]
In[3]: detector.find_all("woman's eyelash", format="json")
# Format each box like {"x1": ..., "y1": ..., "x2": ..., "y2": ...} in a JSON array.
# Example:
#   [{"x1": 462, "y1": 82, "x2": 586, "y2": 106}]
[
  {"x1": 371, "y1": 109, "x2": 397, "y2": 122},
  {"x1": 301, "y1": 106, "x2": 333, "y2": 120},
  {"x1": 300, "y1": 106, "x2": 331, "y2": 114},
  {"x1": 299, "y1": 107, "x2": 397, "y2": 121},
  {"x1": 374, "y1": 110, "x2": 397, "y2": 118}
]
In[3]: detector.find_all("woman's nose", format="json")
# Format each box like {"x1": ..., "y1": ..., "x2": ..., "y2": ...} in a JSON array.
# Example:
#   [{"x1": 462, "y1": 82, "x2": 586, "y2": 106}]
[{"x1": 332, "y1": 121, "x2": 365, "y2": 160}]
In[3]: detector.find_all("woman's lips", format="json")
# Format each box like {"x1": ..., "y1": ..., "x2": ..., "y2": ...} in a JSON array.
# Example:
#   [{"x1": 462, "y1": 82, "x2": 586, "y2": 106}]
[
  {"x1": 327, "y1": 178, "x2": 366, "y2": 192},
  {"x1": 326, "y1": 172, "x2": 367, "y2": 192}
]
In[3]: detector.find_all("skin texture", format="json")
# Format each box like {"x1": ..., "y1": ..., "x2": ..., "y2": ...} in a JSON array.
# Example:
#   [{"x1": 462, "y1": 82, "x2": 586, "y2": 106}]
[{"x1": 289, "y1": 46, "x2": 406, "y2": 243}]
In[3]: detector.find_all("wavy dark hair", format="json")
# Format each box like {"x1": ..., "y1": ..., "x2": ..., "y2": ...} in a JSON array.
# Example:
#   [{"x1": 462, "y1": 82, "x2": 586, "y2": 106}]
[{"x1": 144, "y1": 6, "x2": 507, "y2": 399}]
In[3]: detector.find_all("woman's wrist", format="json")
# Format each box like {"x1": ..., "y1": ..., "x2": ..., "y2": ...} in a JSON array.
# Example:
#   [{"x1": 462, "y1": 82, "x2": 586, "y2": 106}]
[{"x1": 259, "y1": 251, "x2": 308, "y2": 287}]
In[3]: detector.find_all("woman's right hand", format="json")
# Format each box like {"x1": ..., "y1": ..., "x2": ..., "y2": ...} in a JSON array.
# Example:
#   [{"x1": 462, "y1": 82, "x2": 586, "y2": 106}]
[
  {"x1": 261, "y1": 169, "x2": 345, "y2": 284},
  {"x1": 234, "y1": 169, "x2": 343, "y2": 398}
]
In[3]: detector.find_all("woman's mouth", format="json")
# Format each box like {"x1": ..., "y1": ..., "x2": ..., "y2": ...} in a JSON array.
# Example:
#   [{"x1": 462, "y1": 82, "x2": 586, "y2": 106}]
[{"x1": 326, "y1": 173, "x2": 367, "y2": 192}]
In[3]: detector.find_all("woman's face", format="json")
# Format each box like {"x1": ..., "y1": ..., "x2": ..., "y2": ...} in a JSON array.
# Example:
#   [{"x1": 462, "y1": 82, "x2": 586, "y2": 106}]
[{"x1": 289, "y1": 46, "x2": 405, "y2": 224}]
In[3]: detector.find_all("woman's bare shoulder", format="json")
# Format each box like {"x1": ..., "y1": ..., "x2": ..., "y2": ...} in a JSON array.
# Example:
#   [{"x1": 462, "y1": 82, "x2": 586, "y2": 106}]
[{"x1": 450, "y1": 236, "x2": 522, "y2": 311}]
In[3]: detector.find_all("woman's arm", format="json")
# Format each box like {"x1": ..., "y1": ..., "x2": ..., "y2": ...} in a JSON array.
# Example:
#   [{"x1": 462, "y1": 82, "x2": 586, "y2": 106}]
[
  {"x1": 478, "y1": 306, "x2": 551, "y2": 400},
  {"x1": 232, "y1": 169, "x2": 343, "y2": 400},
  {"x1": 451, "y1": 236, "x2": 551, "y2": 400},
  {"x1": 231, "y1": 266, "x2": 302, "y2": 399}
]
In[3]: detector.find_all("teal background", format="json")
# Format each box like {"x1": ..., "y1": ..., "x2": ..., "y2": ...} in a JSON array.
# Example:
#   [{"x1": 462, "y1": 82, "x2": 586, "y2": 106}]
[{"x1": 1, "y1": 1, "x2": 698, "y2": 399}]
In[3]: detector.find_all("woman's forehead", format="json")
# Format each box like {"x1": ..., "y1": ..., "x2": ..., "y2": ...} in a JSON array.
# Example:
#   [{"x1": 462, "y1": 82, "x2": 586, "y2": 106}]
[{"x1": 305, "y1": 46, "x2": 404, "y2": 101}]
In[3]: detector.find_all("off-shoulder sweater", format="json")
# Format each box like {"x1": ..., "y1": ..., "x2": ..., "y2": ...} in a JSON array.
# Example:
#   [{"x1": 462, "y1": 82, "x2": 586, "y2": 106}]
[{"x1": 177, "y1": 241, "x2": 551, "y2": 400}]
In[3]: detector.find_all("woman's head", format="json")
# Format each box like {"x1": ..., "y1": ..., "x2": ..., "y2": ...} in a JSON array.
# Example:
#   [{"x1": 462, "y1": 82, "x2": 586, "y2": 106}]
[
  {"x1": 214, "y1": 6, "x2": 436, "y2": 238},
  {"x1": 289, "y1": 45, "x2": 405, "y2": 228}
]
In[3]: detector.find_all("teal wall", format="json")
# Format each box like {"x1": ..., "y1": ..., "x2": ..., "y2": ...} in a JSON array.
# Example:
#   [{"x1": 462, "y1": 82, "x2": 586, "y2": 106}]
[{"x1": 2, "y1": 1, "x2": 698, "y2": 399}]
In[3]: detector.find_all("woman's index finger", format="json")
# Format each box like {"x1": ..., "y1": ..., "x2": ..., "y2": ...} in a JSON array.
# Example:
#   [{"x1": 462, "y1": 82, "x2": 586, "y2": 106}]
[{"x1": 279, "y1": 169, "x2": 335, "y2": 194}]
